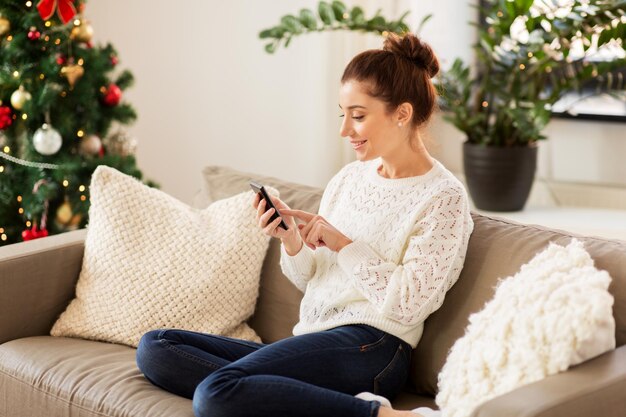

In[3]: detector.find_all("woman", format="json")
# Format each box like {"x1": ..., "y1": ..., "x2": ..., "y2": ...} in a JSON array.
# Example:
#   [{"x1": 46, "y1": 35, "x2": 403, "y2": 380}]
[{"x1": 136, "y1": 32, "x2": 473, "y2": 417}]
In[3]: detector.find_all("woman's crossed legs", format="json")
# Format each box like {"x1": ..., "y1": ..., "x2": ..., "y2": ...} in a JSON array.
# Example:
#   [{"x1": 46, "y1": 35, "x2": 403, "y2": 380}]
[{"x1": 136, "y1": 324, "x2": 412, "y2": 417}]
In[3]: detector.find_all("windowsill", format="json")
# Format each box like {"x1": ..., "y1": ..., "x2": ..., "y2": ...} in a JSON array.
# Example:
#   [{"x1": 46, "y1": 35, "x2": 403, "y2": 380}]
[
  {"x1": 450, "y1": 170, "x2": 626, "y2": 242},
  {"x1": 474, "y1": 206, "x2": 626, "y2": 242}
]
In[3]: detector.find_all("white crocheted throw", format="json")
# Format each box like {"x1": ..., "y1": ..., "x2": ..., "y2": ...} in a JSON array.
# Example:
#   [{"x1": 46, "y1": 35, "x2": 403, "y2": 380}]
[{"x1": 436, "y1": 239, "x2": 615, "y2": 417}]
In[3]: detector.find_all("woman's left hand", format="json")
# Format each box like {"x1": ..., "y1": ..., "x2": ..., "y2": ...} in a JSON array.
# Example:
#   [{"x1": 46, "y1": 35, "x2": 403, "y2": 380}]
[{"x1": 280, "y1": 209, "x2": 352, "y2": 253}]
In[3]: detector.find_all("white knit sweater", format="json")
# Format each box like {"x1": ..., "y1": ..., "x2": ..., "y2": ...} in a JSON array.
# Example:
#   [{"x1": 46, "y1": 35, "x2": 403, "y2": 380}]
[{"x1": 280, "y1": 158, "x2": 474, "y2": 347}]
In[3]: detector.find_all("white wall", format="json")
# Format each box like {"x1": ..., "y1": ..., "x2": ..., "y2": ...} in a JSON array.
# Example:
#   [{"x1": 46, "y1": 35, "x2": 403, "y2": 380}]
[
  {"x1": 88, "y1": 0, "x2": 334, "y2": 203},
  {"x1": 89, "y1": 0, "x2": 626, "y2": 206},
  {"x1": 88, "y1": 0, "x2": 402, "y2": 203}
]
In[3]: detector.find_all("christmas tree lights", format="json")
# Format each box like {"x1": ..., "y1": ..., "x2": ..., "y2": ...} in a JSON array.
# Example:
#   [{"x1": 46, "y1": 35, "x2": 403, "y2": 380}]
[{"x1": 0, "y1": 0, "x2": 157, "y2": 245}]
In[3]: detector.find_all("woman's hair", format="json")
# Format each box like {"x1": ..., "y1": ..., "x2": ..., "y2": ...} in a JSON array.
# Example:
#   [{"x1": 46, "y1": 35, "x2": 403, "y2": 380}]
[{"x1": 341, "y1": 32, "x2": 440, "y2": 129}]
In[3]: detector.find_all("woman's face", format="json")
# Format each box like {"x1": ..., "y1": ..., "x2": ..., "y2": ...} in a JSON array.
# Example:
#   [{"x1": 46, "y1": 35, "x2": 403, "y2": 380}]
[{"x1": 338, "y1": 80, "x2": 403, "y2": 161}]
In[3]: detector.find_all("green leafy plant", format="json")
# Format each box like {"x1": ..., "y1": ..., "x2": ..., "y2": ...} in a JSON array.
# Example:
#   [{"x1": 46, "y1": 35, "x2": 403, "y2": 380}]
[
  {"x1": 261, "y1": 0, "x2": 626, "y2": 147},
  {"x1": 259, "y1": 1, "x2": 412, "y2": 53},
  {"x1": 443, "y1": 0, "x2": 626, "y2": 146}
]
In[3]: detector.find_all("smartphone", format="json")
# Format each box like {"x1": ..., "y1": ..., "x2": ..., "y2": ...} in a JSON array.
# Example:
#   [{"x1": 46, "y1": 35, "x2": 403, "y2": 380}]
[{"x1": 249, "y1": 181, "x2": 289, "y2": 230}]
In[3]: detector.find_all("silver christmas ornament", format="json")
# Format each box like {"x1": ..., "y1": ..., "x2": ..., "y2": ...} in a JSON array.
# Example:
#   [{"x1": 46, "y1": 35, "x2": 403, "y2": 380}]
[
  {"x1": 33, "y1": 124, "x2": 63, "y2": 155},
  {"x1": 103, "y1": 129, "x2": 137, "y2": 156}
]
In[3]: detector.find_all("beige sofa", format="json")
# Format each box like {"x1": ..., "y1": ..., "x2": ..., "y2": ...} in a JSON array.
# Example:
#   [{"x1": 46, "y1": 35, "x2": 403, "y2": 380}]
[{"x1": 1, "y1": 165, "x2": 625, "y2": 417}]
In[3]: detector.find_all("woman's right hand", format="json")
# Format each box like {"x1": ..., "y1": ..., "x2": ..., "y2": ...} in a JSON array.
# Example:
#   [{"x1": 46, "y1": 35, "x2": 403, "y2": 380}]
[{"x1": 252, "y1": 193, "x2": 302, "y2": 255}]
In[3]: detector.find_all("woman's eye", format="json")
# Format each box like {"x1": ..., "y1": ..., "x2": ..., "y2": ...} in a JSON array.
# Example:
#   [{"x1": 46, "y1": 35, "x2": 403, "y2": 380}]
[{"x1": 339, "y1": 115, "x2": 364, "y2": 120}]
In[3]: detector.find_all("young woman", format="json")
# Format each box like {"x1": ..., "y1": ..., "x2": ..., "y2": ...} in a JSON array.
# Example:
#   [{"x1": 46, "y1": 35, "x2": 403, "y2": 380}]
[{"x1": 136, "y1": 32, "x2": 473, "y2": 417}]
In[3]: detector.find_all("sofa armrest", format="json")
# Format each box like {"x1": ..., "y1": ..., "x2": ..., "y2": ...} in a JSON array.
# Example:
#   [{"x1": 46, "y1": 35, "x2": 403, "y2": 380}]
[
  {"x1": 0, "y1": 229, "x2": 86, "y2": 344},
  {"x1": 470, "y1": 344, "x2": 626, "y2": 417}
]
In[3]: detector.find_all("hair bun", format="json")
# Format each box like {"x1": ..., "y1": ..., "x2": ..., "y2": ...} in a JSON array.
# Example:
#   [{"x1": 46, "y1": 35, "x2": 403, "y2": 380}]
[{"x1": 383, "y1": 32, "x2": 440, "y2": 78}]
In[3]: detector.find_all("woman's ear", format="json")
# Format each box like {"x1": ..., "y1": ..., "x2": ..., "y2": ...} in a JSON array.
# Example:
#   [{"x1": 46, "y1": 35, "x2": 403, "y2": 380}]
[{"x1": 396, "y1": 102, "x2": 413, "y2": 125}]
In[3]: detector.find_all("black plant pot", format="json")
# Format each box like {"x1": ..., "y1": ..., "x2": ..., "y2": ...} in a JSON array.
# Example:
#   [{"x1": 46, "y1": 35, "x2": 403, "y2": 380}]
[{"x1": 463, "y1": 142, "x2": 537, "y2": 212}]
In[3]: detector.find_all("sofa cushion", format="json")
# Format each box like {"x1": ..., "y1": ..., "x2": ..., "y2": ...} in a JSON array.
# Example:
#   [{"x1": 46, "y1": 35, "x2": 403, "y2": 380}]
[
  {"x1": 411, "y1": 213, "x2": 626, "y2": 396},
  {"x1": 0, "y1": 336, "x2": 435, "y2": 415},
  {"x1": 197, "y1": 166, "x2": 324, "y2": 214},
  {"x1": 197, "y1": 166, "x2": 324, "y2": 343},
  {"x1": 0, "y1": 336, "x2": 193, "y2": 417},
  {"x1": 50, "y1": 166, "x2": 270, "y2": 347}
]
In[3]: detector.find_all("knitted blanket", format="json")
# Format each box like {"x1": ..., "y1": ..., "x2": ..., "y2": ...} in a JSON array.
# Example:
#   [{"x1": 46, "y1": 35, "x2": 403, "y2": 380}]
[{"x1": 436, "y1": 239, "x2": 615, "y2": 417}]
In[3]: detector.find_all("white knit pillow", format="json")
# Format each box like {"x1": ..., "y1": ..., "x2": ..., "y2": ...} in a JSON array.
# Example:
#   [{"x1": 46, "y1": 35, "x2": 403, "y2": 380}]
[
  {"x1": 436, "y1": 239, "x2": 615, "y2": 417},
  {"x1": 51, "y1": 166, "x2": 271, "y2": 347}
]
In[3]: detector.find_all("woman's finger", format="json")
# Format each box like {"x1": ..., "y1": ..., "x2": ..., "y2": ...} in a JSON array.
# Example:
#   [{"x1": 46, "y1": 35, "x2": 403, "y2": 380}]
[
  {"x1": 256, "y1": 198, "x2": 267, "y2": 220},
  {"x1": 307, "y1": 222, "x2": 325, "y2": 248},
  {"x1": 259, "y1": 207, "x2": 276, "y2": 228},
  {"x1": 280, "y1": 209, "x2": 315, "y2": 223},
  {"x1": 252, "y1": 192, "x2": 261, "y2": 209},
  {"x1": 263, "y1": 216, "x2": 283, "y2": 236},
  {"x1": 299, "y1": 215, "x2": 323, "y2": 243},
  {"x1": 303, "y1": 221, "x2": 319, "y2": 248},
  {"x1": 296, "y1": 220, "x2": 315, "y2": 249},
  {"x1": 298, "y1": 219, "x2": 312, "y2": 244},
  {"x1": 269, "y1": 198, "x2": 296, "y2": 228}
]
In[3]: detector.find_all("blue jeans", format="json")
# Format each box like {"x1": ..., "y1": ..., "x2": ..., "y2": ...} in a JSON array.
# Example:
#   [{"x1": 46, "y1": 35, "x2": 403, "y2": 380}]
[{"x1": 136, "y1": 324, "x2": 412, "y2": 417}]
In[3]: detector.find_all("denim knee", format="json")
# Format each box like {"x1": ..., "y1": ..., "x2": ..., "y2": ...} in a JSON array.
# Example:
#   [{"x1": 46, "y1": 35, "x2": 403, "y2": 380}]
[
  {"x1": 193, "y1": 368, "x2": 246, "y2": 417},
  {"x1": 136, "y1": 329, "x2": 166, "y2": 382}
]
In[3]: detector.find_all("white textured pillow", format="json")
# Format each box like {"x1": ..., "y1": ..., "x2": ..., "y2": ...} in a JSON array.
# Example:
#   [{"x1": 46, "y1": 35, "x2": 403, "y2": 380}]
[
  {"x1": 436, "y1": 239, "x2": 615, "y2": 417},
  {"x1": 51, "y1": 166, "x2": 271, "y2": 347}
]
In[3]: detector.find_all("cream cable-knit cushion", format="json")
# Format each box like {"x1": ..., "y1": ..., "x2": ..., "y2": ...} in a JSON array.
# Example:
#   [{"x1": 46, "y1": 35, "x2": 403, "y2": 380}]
[
  {"x1": 436, "y1": 239, "x2": 616, "y2": 417},
  {"x1": 51, "y1": 166, "x2": 271, "y2": 347}
]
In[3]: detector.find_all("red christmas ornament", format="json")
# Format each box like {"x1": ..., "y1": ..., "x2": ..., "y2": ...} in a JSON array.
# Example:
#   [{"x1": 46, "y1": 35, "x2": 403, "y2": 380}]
[
  {"x1": 0, "y1": 106, "x2": 13, "y2": 129},
  {"x1": 102, "y1": 84, "x2": 122, "y2": 106},
  {"x1": 56, "y1": 54, "x2": 67, "y2": 65},
  {"x1": 21, "y1": 228, "x2": 33, "y2": 241},
  {"x1": 37, "y1": 0, "x2": 77, "y2": 24},
  {"x1": 23, "y1": 180, "x2": 51, "y2": 241},
  {"x1": 110, "y1": 55, "x2": 119, "y2": 66},
  {"x1": 28, "y1": 29, "x2": 42, "y2": 40},
  {"x1": 21, "y1": 225, "x2": 49, "y2": 241},
  {"x1": 98, "y1": 145, "x2": 105, "y2": 157}
]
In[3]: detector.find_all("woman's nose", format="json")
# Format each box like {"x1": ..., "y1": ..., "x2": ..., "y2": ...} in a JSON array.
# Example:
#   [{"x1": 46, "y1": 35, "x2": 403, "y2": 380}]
[{"x1": 339, "y1": 119, "x2": 352, "y2": 138}]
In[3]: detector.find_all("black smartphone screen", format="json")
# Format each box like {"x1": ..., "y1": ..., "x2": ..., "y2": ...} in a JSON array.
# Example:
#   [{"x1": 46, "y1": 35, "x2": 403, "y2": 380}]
[{"x1": 249, "y1": 181, "x2": 289, "y2": 230}]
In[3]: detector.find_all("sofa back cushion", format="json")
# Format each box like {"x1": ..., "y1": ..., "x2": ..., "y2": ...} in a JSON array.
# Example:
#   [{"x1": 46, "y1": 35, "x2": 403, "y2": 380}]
[
  {"x1": 410, "y1": 213, "x2": 626, "y2": 396},
  {"x1": 198, "y1": 166, "x2": 323, "y2": 343}
]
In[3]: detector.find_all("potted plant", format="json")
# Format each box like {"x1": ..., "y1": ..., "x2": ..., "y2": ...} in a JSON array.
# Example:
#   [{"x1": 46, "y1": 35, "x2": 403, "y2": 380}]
[{"x1": 260, "y1": 0, "x2": 626, "y2": 211}]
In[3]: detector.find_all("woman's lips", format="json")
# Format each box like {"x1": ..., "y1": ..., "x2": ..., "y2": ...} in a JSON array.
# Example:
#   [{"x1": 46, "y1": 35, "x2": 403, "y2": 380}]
[{"x1": 351, "y1": 140, "x2": 367, "y2": 150}]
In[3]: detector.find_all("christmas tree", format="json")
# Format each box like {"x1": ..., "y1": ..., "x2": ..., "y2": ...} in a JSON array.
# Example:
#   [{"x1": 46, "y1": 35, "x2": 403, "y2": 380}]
[{"x1": 0, "y1": 0, "x2": 155, "y2": 246}]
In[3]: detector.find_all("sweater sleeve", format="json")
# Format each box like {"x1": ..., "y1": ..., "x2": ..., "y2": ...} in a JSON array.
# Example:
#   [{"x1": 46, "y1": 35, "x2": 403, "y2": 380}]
[
  {"x1": 279, "y1": 243, "x2": 317, "y2": 292},
  {"x1": 279, "y1": 167, "x2": 348, "y2": 293},
  {"x1": 336, "y1": 191, "x2": 473, "y2": 326}
]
